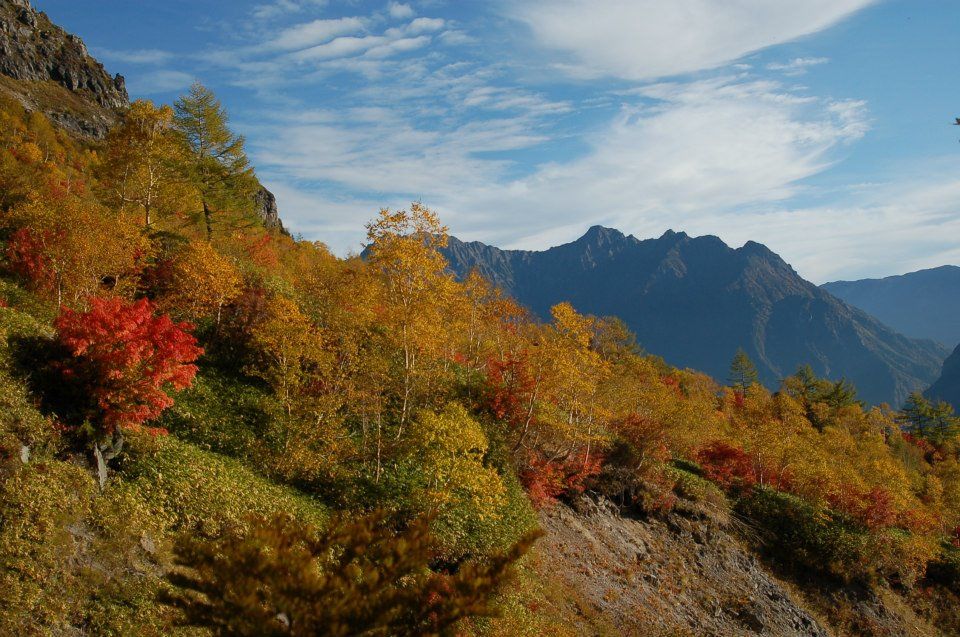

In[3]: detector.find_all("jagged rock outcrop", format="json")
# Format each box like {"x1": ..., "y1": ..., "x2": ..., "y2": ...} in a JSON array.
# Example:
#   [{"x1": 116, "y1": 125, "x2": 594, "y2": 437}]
[
  {"x1": 0, "y1": 0, "x2": 127, "y2": 137},
  {"x1": 0, "y1": 0, "x2": 127, "y2": 107},
  {"x1": 254, "y1": 185, "x2": 288, "y2": 235}
]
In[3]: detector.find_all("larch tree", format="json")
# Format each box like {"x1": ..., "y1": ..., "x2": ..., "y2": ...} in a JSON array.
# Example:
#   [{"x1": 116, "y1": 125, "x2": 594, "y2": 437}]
[
  {"x1": 901, "y1": 391, "x2": 934, "y2": 439},
  {"x1": 728, "y1": 347, "x2": 760, "y2": 394},
  {"x1": 173, "y1": 82, "x2": 256, "y2": 241}
]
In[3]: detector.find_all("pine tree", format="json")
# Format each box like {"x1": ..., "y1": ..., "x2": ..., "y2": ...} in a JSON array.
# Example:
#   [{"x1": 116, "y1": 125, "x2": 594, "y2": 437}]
[
  {"x1": 900, "y1": 391, "x2": 934, "y2": 438},
  {"x1": 728, "y1": 348, "x2": 759, "y2": 393},
  {"x1": 173, "y1": 82, "x2": 256, "y2": 240},
  {"x1": 931, "y1": 399, "x2": 959, "y2": 443}
]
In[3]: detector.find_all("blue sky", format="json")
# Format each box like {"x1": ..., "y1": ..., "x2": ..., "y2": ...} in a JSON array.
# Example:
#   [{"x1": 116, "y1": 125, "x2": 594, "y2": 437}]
[{"x1": 36, "y1": 0, "x2": 960, "y2": 282}]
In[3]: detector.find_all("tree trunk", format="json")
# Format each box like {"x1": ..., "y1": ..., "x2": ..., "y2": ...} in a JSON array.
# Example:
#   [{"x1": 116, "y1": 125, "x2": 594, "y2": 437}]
[{"x1": 203, "y1": 200, "x2": 213, "y2": 242}]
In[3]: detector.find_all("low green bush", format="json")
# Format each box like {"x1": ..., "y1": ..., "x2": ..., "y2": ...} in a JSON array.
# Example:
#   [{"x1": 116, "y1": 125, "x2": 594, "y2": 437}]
[
  {"x1": 116, "y1": 434, "x2": 328, "y2": 537},
  {"x1": 736, "y1": 486, "x2": 870, "y2": 581}
]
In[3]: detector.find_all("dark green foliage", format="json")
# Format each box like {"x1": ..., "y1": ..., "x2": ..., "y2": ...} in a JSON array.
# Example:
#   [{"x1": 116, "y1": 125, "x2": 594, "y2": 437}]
[
  {"x1": 173, "y1": 82, "x2": 256, "y2": 240},
  {"x1": 156, "y1": 366, "x2": 279, "y2": 459},
  {"x1": 899, "y1": 392, "x2": 957, "y2": 442},
  {"x1": 927, "y1": 544, "x2": 960, "y2": 594},
  {"x1": 782, "y1": 365, "x2": 862, "y2": 430},
  {"x1": 164, "y1": 512, "x2": 541, "y2": 636},
  {"x1": 736, "y1": 487, "x2": 869, "y2": 582}
]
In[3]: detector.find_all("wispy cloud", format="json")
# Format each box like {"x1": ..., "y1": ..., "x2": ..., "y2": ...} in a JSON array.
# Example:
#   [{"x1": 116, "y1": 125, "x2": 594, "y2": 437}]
[
  {"x1": 269, "y1": 17, "x2": 367, "y2": 51},
  {"x1": 97, "y1": 48, "x2": 173, "y2": 65},
  {"x1": 766, "y1": 57, "x2": 830, "y2": 75},
  {"x1": 251, "y1": 0, "x2": 328, "y2": 21},
  {"x1": 143, "y1": 0, "x2": 955, "y2": 283},
  {"x1": 507, "y1": 0, "x2": 875, "y2": 80}
]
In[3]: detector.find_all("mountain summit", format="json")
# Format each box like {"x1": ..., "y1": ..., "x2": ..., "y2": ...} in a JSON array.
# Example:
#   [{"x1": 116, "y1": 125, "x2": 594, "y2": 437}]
[{"x1": 443, "y1": 227, "x2": 947, "y2": 406}]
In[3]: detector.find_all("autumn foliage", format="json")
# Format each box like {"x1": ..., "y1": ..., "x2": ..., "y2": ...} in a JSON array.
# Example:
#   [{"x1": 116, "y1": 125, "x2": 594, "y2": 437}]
[
  {"x1": 55, "y1": 297, "x2": 202, "y2": 435},
  {"x1": 520, "y1": 451, "x2": 603, "y2": 509},
  {"x1": 696, "y1": 441, "x2": 757, "y2": 491}
]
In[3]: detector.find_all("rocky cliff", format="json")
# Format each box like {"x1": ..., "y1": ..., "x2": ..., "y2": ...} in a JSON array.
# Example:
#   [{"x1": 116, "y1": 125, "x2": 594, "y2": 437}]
[
  {"x1": 0, "y1": 0, "x2": 126, "y2": 137},
  {"x1": 254, "y1": 185, "x2": 289, "y2": 235},
  {"x1": 534, "y1": 494, "x2": 945, "y2": 636}
]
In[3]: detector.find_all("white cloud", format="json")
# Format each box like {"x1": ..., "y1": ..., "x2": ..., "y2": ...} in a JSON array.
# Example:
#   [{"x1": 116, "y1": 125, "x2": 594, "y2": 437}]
[
  {"x1": 438, "y1": 30, "x2": 476, "y2": 46},
  {"x1": 707, "y1": 176, "x2": 960, "y2": 283},
  {"x1": 252, "y1": 75, "x2": 877, "y2": 274},
  {"x1": 766, "y1": 57, "x2": 830, "y2": 75},
  {"x1": 403, "y1": 17, "x2": 446, "y2": 35},
  {"x1": 270, "y1": 17, "x2": 367, "y2": 51},
  {"x1": 127, "y1": 70, "x2": 194, "y2": 95},
  {"x1": 97, "y1": 48, "x2": 173, "y2": 65},
  {"x1": 508, "y1": 0, "x2": 876, "y2": 80},
  {"x1": 252, "y1": 0, "x2": 328, "y2": 20},
  {"x1": 387, "y1": 2, "x2": 415, "y2": 20},
  {"x1": 363, "y1": 36, "x2": 432, "y2": 59}
]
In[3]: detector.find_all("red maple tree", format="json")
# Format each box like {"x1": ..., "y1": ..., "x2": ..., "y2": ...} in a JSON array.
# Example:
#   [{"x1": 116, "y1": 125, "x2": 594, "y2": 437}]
[
  {"x1": 55, "y1": 296, "x2": 203, "y2": 435},
  {"x1": 696, "y1": 441, "x2": 757, "y2": 491}
]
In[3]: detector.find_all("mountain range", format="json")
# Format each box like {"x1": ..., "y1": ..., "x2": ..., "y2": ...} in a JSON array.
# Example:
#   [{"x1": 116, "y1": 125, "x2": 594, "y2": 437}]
[
  {"x1": 823, "y1": 265, "x2": 960, "y2": 348},
  {"x1": 442, "y1": 226, "x2": 948, "y2": 407}
]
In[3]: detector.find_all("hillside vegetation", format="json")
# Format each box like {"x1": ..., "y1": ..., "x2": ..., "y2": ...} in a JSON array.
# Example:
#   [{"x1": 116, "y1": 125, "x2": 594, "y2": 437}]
[{"x1": 1, "y1": 81, "x2": 960, "y2": 635}]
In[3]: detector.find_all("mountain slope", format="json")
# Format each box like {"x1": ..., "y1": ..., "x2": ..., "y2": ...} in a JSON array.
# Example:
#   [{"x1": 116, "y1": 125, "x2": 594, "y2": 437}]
[
  {"x1": 823, "y1": 265, "x2": 960, "y2": 348},
  {"x1": 926, "y1": 344, "x2": 960, "y2": 410},
  {"x1": 442, "y1": 226, "x2": 947, "y2": 406}
]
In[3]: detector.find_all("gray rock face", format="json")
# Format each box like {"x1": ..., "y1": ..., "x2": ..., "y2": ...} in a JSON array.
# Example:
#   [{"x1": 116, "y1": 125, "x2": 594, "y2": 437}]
[
  {"x1": 254, "y1": 185, "x2": 288, "y2": 235},
  {"x1": 538, "y1": 494, "x2": 831, "y2": 636},
  {"x1": 0, "y1": 0, "x2": 128, "y2": 109}
]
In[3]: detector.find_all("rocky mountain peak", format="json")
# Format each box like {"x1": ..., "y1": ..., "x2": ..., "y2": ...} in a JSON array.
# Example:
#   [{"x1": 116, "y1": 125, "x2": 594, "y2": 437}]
[
  {"x1": 0, "y1": 0, "x2": 127, "y2": 108},
  {"x1": 0, "y1": 0, "x2": 128, "y2": 137}
]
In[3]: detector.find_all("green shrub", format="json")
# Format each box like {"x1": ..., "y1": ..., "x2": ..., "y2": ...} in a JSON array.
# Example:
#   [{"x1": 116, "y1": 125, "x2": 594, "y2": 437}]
[
  {"x1": 154, "y1": 366, "x2": 279, "y2": 459},
  {"x1": 736, "y1": 486, "x2": 870, "y2": 581},
  {"x1": 117, "y1": 434, "x2": 328, "y2": 537},
  {"x1": 668, "y1": 464, "x2": 728, "y2": 509}
]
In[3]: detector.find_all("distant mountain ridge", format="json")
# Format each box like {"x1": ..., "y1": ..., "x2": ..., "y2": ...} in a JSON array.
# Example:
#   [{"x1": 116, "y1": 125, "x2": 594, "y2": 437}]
[
  {"x1": 927, "y1": 344, "x2": 960, "y2": 411},
  {"x1": 442, "y1": 226, "x2": 947, "y2": 406},
  {"x1": 823, "y1": 265, "x2": 960, "y2": 348}
]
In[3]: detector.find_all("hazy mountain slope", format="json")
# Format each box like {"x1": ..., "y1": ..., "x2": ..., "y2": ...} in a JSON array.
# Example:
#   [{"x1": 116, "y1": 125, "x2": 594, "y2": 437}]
[
  {"x1": 443, "y1": 226, "x2": 947, "y2": 406},
  {"x1": 823, "y1": 265, "x2": 960, "y2": 348},
  {"x1": 926, "y1": 343, "x2": 960, "y2": 410}
]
